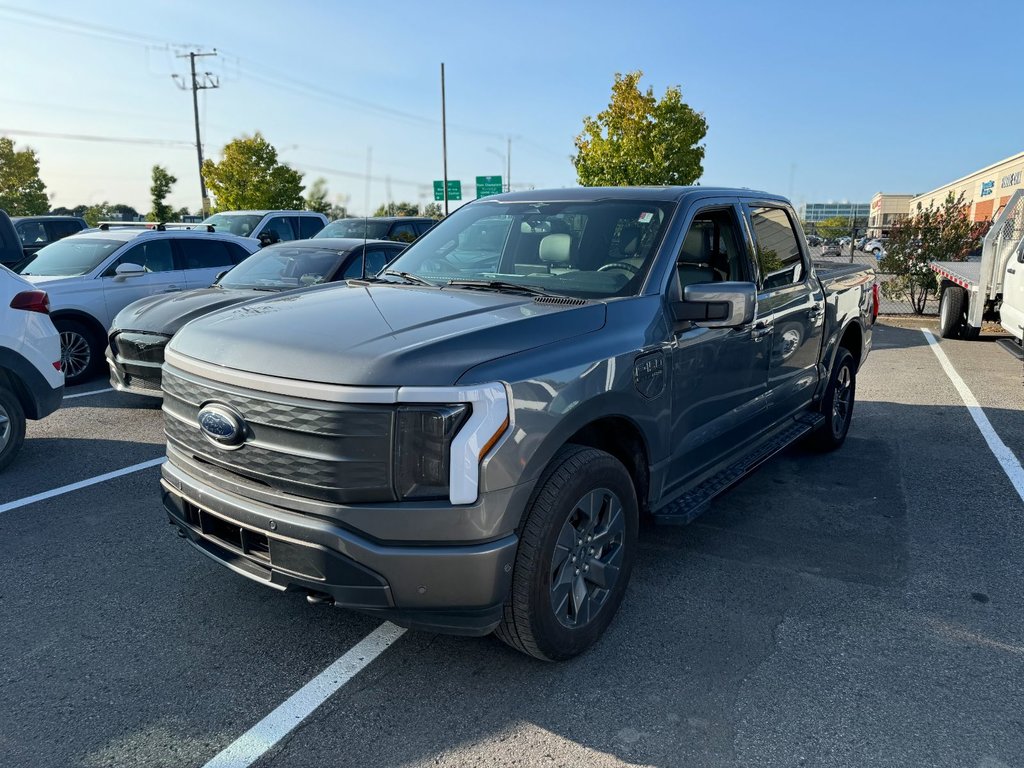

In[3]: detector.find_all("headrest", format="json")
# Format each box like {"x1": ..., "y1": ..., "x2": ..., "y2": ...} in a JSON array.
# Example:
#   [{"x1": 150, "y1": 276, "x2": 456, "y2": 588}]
[
  {"x1": 679, "y1": 228, "x2": 705, "y2": 263},
  {"x1": 539, "y1": 233, "x2": 571, "y2": 263},
  {"x1": 619, "y1": 226, "x2": 640, "y2": 256}
]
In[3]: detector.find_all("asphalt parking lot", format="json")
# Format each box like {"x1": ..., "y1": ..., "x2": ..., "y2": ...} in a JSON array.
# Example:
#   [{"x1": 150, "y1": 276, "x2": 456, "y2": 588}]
[{"x1": 2, "y1": 322, "x2": 1023, "y2": 768}]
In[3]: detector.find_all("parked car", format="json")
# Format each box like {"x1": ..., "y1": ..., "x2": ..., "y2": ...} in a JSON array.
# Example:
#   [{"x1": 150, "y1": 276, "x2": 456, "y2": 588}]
[
  {"x1": 13, "y1": 215, "x2": 88, "y2": 263},
  {"x1": 0, "y1": 210, "x2": 22, "y2": 269},
  {"x1": 0, "y1": 262, "x2": 63, "y2": 470},
  {"x1": 855, "y1": 236, "x2": 869, "y2": 251},
  {"x1": 805, "y1": 234, "x2": 822, "y2": 246},
  {"x1": 17, "y1": 227, "x2": 260, "y2": 385},
  {"x1": 864, "y1": 238, "x2": 887, "y2": 258},
  {"x1": 107, "y1": 238, "x2": 406, "y2": 396},
  {"x1": 316, "y1": 216, "x2": 436, "y2": 243},
  {"x1": 157, "y1": 185, "x2": 876, "y2": 660},
  {"x1": 199, "y1": 210, "x2": 328, "y2": 242}
]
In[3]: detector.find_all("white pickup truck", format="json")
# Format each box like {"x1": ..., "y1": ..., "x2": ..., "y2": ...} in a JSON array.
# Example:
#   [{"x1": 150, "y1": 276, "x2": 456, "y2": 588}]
[{"x1": 931, "y1": 189, "x2": 1024, "y2": 343}]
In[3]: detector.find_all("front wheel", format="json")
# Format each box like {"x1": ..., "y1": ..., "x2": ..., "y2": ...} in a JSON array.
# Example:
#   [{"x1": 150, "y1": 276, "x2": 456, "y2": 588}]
[
  {"x1": 809, "y1": 348, "x2": 856, "y2": 452},
  {"x1": 0, "y1": 385, "x2": 26, "y2": 472},
  {"x1": 54, "y1": 318, "x2": 100, "y2": 386},
  {"x1": 495, "y1": 445, "x2": 638, "y2": 661}
]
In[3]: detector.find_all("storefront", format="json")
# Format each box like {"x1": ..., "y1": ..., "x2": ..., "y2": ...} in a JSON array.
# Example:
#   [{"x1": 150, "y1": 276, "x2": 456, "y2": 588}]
[
  {"x1": 867, "y1": 193, "x2": 913, "y2": 237},
  {"x1": 910, "y1": 150, "x2": 1024, "y2": 223}
]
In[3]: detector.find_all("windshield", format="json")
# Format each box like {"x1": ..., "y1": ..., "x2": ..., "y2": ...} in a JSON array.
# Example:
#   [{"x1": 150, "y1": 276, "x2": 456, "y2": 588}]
[
  {"x1": 381, "y1": 199, "x2": 675, "y2": 298},
  {"x1": 19, "y1": 237, "x2": 123, "y2": 277},
  {"x1": 219, "y1": 245, "x2": 348, "y2": 290},
  {"x1": 201, "y1": 213, "x2": 263, "y2": 237},
  {"x1": 316, "y1": 219, "x2": 390, "y2": 239}
]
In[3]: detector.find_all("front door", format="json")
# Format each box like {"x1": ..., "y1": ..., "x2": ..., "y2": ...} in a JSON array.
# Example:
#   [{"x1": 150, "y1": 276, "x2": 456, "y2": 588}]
[
  {"x1": 745, "y1": 204, "x2": 825, "y2": 421},
  {"x1": 100, "y1": 239, "x2": 185, "y2": 328},
  {"x1": 666, "y1": 203, "x2": 769, "y2": 492},
  {"x1": 1000, "y1": 246, "x2": 1024, "y2": 339}
]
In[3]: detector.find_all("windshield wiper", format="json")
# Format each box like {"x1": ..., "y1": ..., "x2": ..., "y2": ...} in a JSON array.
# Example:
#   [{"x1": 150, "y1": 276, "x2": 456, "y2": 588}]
[
  {"x1": 380, "y1": 270, "x2": 434, "y2": 286},
  {"x1": 445, "y1": 279, "x2": 556, "y2": 297}
]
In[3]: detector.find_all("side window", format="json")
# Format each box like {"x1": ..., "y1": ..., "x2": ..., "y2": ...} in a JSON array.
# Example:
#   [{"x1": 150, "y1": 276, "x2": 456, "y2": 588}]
[
  {"x1": 105, "y1": 239, "x2": 175, "y2": 275},
  {"x1": 389, "y1": 222, "x2": 418, "y2": 243},
  {"x1": 49, "y1": 221, "x2": 83, "y2": 240},
  {"x1": 363, "y1": 247, "x2": 391, "y2": 276},
  {"x1": 261, "y1": 216, "x2": 296, "y2": 242},
  {"x1": 299, "y1": 216, "x2": 325, "y2": 239},
  {"x1": 178, "y1": 239, "x2": 234, "y2": 270},
  {"x1": 414, "y1": 221, "x2": 435, "y2": 236},
  {"x1": 225, "y1": 242, "x2": 252, "y2": 265},
  {"x1": 341, "y1": 253, "x2": 365, "y2": 279},
  {"x1": 676, "y1": 208, "x2": 747, "y2": 290},
  {"x1": 748, "y1": 206, "x2": 804, "y2": 290},
  {"x1": 17, "y1": 222, "x2": 48, "y2": 245}
]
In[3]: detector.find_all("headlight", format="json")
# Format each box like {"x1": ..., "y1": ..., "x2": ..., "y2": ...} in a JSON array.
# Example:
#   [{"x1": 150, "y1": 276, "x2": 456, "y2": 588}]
[{"x1": 395, "y1": 405, "x2": 469, "y2": 500}]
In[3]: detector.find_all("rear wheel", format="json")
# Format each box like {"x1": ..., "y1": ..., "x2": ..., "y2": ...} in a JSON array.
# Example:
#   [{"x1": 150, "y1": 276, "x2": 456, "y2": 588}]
[
  {"x1": 810, "y1": 348, "x2": 856, "y2": 452},
  {"x1": 938, "y1": 286, "x2": 966, "y2": 339},
  {"x1": 495, "y1": 445, "x2": 638, "y2": 661},
  {"x1": 0, "y1": 385, "x2": 26, "y2": 472},
  {"x1": 54, "y1": 318, "x2": 100, "y2": 386}
]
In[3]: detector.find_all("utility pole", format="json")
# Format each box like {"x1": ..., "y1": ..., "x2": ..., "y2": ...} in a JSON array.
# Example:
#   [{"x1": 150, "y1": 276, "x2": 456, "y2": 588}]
[
  {"x1": 441, "y1": 62, "x2": 449, "y2": 216},
  {"x1": 506, "y1": 136, "x2": 511, "y2": 193},
  {"x1": 174, "y1": 50, "x2": 218, "y2": 218}
]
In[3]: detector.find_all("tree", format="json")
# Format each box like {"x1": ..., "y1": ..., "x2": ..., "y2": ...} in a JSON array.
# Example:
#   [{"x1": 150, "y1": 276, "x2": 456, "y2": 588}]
[
  {"x1": 201, "y1": 132, "x2": 305, "y2": 211},
  {"x1": 573, "y1": 71, "x2": 707, "y2": 187},
  {"x1": 0, "y1": 137, "x2": 49, "y2": 215},
  {"x1": 372, "y1": 201, "x2": 419, "y2": 217},
  {"x1": 879, "y1": 192, "x2": 989, "y2": 314},
  {"x1": 174, "y1": 206, "x2": 192, "y2": 221},
  {"x1": 110, "y1": 203, "x2": 140, "y2": 221},
  {"x1": 51, "y1": 206, "x2": 75, "y2": 216},
  {"x1": 816, "y1": 216, "x2": 850, "y2": 241},
  {"x1": 149, "y1": 165, "x2": 177, "y2": 222},
  {"x1": 423, "y1": 202, "x2": 443, "y2": 220},
  {"x1": 82, "y1": 202, "x2": 113, "y2": 227},
  {"x1": 304, "y1": 177, "x2": 332, "y2": 215}
]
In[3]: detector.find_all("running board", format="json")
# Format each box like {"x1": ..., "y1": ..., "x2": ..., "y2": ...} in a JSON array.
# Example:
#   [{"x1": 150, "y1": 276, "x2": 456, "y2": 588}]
[{"x1": 652, "y1": 413, "x2": 825, "y2": 526}]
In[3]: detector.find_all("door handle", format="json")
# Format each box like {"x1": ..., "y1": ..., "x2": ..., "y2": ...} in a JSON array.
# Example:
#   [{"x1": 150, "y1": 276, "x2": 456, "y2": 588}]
[
  {"x1": 161, "y1": 285, "x2": 180, "y2": 292},
  {"x1": 751, "y1": 321, "x2": 773, "y2": 340},
  {"x1": 807, "y1": 305, "x2": 824, "y2": 319},
  {"x1": 1009, "y1": 268, "x2": 1017, "y2": 275}
]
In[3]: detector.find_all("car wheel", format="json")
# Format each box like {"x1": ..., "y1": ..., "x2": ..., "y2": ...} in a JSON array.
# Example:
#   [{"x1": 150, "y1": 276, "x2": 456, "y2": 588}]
[
  {"x1": 938, "y1": 286, "x2": 966, "y2": 339},
  {"x1": 0, "y1": 385, "x2": 26, "y2": 472},
  {"x1": 809, "y1": 348, "x2": 856, "y2": 452},
  {"x1": 495, "y1": 445, "x2": 638, "y2": 661},
  {"x1": 54, "y1": 318, "x2": 99, "y2": 386}
]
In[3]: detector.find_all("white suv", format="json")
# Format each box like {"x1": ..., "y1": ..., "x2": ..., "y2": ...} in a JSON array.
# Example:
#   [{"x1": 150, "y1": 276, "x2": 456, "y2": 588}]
[
  {"x1": 0, "y1": 264, "x2": 63, "y2": 471},
  {"x1": 18, "y1": 227, "x2": 261, "y2": 385}
]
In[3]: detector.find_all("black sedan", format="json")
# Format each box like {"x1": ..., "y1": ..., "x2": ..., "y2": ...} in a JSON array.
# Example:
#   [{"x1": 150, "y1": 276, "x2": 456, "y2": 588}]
[{"x1": 106, "y1": 238, "x2": 405, "y2": 396}]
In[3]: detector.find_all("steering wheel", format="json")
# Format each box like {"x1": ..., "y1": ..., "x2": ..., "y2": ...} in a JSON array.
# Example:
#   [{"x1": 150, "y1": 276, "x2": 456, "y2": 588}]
[{"x1": 597, "y1": 262, "x2": 640, "y2": 275}]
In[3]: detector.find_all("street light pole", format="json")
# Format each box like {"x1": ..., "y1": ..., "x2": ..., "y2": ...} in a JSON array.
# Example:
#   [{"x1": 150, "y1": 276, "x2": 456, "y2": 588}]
[{"x1": 440, "y1": 62, "x2": 449, "y2": 216}]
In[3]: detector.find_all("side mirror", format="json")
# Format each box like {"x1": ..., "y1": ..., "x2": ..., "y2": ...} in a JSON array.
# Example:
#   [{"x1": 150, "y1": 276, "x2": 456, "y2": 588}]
[
  {"x1": 213, "y1": 270, "x2": 229, "y2": 284},
  {"x1": 672, "y1": 281, "x2": 756, "y2": 328},
  {"x1": 113, "y1": 262, "x2": 145, "y2": 281}
]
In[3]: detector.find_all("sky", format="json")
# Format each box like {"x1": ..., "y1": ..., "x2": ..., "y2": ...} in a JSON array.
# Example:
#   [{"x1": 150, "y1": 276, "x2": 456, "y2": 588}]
[{"x1": 2, "y1": 0, "x2": 1023, "y2": 217}]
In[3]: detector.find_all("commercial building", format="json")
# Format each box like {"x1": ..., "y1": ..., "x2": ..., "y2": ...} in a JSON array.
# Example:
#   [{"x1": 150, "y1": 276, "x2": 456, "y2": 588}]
[
  {"x1": 868, "y1": 193, "x2": 914, "y2": 237},
  {"x1": 800, "y1": 201, "x2": 870, "y2": 224},
  {"x1": 910, "y1": 150, "x2": 1024, "y2": 223}
]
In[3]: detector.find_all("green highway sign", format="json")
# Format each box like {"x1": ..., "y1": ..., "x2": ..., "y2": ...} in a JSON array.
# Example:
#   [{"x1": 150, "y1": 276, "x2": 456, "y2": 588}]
[
  {"x1": 476, "y1": 175, "x2": 503, "y2": 198},
  {"x1": 433, "y1": 179, "x2": 462, "y2": 201}
]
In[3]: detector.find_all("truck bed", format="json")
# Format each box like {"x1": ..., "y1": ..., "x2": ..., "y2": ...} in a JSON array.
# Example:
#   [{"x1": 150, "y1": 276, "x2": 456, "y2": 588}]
[{"x1": 930, "y1": 260, "x2": 982, "y2": 292}]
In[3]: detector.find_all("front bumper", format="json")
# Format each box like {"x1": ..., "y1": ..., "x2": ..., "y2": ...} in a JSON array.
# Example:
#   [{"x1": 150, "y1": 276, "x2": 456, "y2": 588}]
[
  {"x1": 106, "y1": 347, "x2": 164, "y2": 397},
  {"x1": 161, "y1": 459, "x2": 520, "y2": 635}
]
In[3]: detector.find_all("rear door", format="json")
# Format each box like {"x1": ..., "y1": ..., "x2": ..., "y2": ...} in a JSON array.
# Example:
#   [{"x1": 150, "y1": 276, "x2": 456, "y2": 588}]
[
  {"x1": 100, "y1": 238, "x2": 186, "y2": 326},
  {"x1": 298, "y1": 216, "x2": 325, "y2": 239},
  {"x1": 743, "y1": 202, "x2": 825, "y2": 422},
  {"x1": 175, "y1": 238, "x2": 240, "y2": 288},
  {"x1": 260, "y1": 216, "x2": 297, "y2": 243}
]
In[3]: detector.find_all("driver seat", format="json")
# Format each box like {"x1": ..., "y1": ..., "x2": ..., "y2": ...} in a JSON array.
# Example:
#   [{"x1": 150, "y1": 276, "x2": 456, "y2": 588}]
[{"x1": 538, "y1": 233, "x2": 575, "y2": 274}]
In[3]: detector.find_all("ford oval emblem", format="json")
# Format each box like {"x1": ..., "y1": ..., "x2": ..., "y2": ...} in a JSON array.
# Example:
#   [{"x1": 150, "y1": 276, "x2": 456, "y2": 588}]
[{"x1": 197, "y1": 404, "x2": 245, "y2": 447}]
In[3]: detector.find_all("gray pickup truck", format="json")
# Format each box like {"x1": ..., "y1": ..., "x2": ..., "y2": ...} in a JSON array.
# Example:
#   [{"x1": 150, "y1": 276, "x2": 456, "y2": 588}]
[{"x1": 159, "y1": 187, "x2": 876, "y2": 660}]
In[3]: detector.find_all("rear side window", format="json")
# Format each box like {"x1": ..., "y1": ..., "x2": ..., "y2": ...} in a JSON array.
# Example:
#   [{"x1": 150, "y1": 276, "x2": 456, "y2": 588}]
[
  {"x1": 49, "y1": 220, "x2": 84, "y2": 240},
  {"x1": 389, "y1": 222, "x2": 418, "y2": 243},
  {"x1": 299, "y1": 216, "x2": 325, "y2": 239},
  {"x1": 178, "y1": 239, "x2": 235, "y2": 270},
  {"x1": 261, "y1": 216, "x2": 296, "y2": 242},
  {"x1": 749, "y1": 206, "x2": 804, "y2": 289}
]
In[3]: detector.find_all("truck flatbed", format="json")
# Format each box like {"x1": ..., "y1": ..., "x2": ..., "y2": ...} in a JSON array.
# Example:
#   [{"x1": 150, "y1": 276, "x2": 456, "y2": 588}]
[{"x1": 930, "y1": 260, "x2": 982, "y2": 292}]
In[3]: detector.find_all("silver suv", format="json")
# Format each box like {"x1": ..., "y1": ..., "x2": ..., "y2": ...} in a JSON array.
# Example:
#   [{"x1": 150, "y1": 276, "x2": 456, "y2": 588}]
[{"x1": 198, "y1": 210, "x2": 327, "y2": 242}]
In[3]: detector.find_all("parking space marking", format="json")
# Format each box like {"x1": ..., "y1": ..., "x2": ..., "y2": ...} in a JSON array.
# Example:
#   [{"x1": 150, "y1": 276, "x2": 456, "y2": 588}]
[
  {"x1": 203, "y1": 621, "x2": 406, "y2": 768},
  {"x1": 922, "y1": 328, "x2": 1024, "y2": 504},
  {"x1": 62, "y1": 387, "x2": 114, "y2": 400},
  {"x1": 0, "y1": 457, "x2": 165, "y2": 514}
]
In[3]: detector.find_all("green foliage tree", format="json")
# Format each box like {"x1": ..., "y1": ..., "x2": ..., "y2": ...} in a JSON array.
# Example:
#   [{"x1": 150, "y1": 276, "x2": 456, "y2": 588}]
[
  {"x1": 174, "y1": 206, "x2": 192, "y2": 221},
  {"x1": 149, "y1": 165, "x2": 177, "y2": 222},
  {"x1": 879, "y1": 192, "x2": 989, "y2": 314},
  {"x1": 373, "y1": 201, "x2": 419, "y2": 217},
  {"x1": 573, "y1": 71, "x2": 707, "y2": 187},
  {"x1": 423, "y1": 202, "x2": 443, "y2": 220},
  {"x1": 82, "y1": 202, "x2": 113, "y2": 227},
  {"x1": 816, "y1": 216, "x2": 851, "y2": 241},
  {"x1": 201, "y1": 132, "x2": 305, "y2": 211},
  {"x1": 0, "y1": 137, "x2": 49, "y2": 215},
  {"x1": 305, "y1": 177, "x2": 332, "y2": 215},
  {"x1": 110, "y1": 203, "x2": 140, "y2": 221},
  {"x1": 328, "y1": 202, "x2": 349, "y2": 220}
]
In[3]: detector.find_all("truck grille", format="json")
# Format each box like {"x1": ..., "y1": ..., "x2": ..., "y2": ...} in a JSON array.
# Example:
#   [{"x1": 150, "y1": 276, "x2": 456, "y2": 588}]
[
  {"x1": 162, "y1": 366, "x2": 396, "y2": 504},
  {"x1": 111, "y1": 331, "x2": 170, "y2": 365}
]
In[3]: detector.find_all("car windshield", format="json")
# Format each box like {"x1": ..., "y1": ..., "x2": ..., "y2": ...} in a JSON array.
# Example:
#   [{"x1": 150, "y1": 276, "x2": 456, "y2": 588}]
[
  {"x1": 219, "y1": 245, "x2": 348, "y2": 290},
  {"x1": 380, "y1": 199, "x2": 675, "y2": 298},
  {"x1": 201, "y1": 213, "x2": 264, "y2": 237},
  {"x1": 18, "y1": 237, "x2": 123, "y2": 277},
  {"x1": 316, "y1": 219, "x2": 391, "y2": 239}
]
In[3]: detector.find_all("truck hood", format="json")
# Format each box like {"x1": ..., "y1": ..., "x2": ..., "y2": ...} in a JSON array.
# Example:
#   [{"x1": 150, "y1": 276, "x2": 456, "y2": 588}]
[
  {"x1": 167, "y1": 283, "x2": 607, "y2": 387},
  {"x1": 112, "y1": 287, "x2": 272, "y2": 336}
]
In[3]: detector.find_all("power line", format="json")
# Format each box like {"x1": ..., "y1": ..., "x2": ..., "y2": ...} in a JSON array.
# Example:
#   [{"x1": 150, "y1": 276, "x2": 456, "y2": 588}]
[{"x1": 0, "y1": 128, "x2": 194, "y2": 148}]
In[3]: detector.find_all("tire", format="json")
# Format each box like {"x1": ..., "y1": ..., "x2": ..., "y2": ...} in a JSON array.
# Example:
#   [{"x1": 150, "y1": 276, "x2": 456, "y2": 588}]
[
  {"x1": 495, "y1": 445, "x2": 638, "y2": 661},
  {"x1": 54, "y1": 317, "x2": 100, "y2": 386},
  {"x1": 809, "y1": 348, "x2": 856, "y2": 452},
  {"x1": 938, "y1": 286, "x2": 967, "y2": 339},
  {"x1": 0, "y1": 385, "x2": 26, "y2": 472}
]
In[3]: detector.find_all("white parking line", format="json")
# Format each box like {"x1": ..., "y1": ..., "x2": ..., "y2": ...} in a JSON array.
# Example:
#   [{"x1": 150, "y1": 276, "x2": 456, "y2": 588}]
[
  {"x1": 63, "y1": 387, "x2": 114, "y2": 400},
  {"x1": 0, "y1": 457, "x2": 165, "y2": 514},
  {"x1": 921, "y1": 328, "x2": 1024, "y2": 504},
  {"x1": 203, "y1": 622, "x2": 407, "y2": 768}
]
